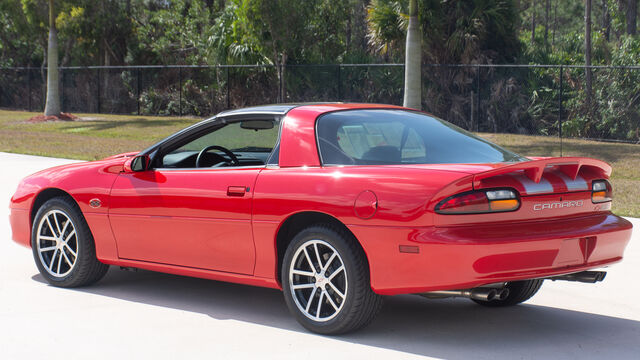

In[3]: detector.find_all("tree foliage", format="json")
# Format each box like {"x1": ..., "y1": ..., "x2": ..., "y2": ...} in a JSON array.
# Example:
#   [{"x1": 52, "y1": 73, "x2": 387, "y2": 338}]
[{"x1": 0, "y1": 0, "x2": 638, "y2": 140}]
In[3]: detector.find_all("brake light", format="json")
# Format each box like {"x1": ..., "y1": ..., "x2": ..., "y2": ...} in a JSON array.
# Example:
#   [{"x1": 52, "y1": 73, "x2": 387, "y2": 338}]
[
  {"x1": 436, "y1": 189, "x2": 520, "y2": 214},
  {"x1": 591, "y1": 180, "x2": 612, "y2": 203}
]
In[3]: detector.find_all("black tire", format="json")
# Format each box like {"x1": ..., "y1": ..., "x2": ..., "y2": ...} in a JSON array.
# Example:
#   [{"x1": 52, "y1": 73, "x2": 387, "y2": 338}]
[
  {"x1": 282, "y1": 225, "x2": 383, "y2": 334},
  {"x1": 31, "y1": 196, "x2": 109, "y2": 287},
  {"x1": 472, "y1": 279, "x2": 544, "y2": 307}
]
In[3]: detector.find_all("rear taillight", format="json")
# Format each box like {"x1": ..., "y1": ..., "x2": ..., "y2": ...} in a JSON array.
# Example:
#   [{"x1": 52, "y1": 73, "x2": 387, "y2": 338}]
[
  {"x1": 591, "y1": 180, "x2": 612, "y2": 203},
  {"x1": 436, "y1": 189, "x2": 520, "y2": 214}
]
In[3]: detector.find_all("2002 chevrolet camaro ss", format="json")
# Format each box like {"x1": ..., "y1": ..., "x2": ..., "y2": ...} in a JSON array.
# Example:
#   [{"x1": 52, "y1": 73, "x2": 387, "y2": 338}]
[{"x1": 9, "y1": 103, "x2": 633, "y2": 334}]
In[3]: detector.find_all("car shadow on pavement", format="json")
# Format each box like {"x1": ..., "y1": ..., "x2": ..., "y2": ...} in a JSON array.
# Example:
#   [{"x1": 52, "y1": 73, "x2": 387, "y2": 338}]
[{"x1": 32, "y1": 268, "x2": 640, "y2": 359}]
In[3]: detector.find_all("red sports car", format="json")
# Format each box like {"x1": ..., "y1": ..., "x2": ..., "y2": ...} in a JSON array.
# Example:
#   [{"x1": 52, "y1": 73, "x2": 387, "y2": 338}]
[{"x1": 9, "y1": 103, "x2": 633, "y2": 334}]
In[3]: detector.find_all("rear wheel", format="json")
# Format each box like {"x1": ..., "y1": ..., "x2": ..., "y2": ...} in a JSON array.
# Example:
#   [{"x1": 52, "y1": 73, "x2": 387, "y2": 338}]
[
  {"x1": 31, "y1": 197, "x2": 109, "y2": 287},
  {"x1": 282, "y1": 225, "x2": 383, "y2": 334},
  {"x1": 472, "y1": 280, "x2": 544, "y2": 307}
]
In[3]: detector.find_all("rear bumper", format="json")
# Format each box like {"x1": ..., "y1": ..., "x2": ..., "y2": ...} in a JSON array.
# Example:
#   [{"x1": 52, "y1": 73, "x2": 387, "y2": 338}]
[{"x1": 349, "y1": 213, "x2": 633, "y2": 295}]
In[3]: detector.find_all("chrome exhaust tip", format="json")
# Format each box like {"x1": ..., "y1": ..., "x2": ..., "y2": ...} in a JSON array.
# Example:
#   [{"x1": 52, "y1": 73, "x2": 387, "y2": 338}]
[
  {"x1": 494, "y1": 288, "x2": 510, "y2": 301},
  {"x1": 469, "y1": 288, "x2": 497, "y2": 301},
  {"x1": 547, "y1": 271, "x2": 607, "y2": 283}
]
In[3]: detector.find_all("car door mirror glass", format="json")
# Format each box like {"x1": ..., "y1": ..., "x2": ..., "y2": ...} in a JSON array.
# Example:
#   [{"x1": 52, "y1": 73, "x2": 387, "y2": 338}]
[
  {"x1": 131, "y1": 155, "x2": 149, "y2": 171},
  {"x1": 124, "y1": 155, "x2": 149, "y2": 172}
]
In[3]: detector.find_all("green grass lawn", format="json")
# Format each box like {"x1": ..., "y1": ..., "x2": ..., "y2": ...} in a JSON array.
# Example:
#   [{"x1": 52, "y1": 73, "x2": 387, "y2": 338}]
[
  {"x1": 0, "y1": 110, "x2": 195, "y2": 160},
  {"x1": 1, "y1": 109, "x2": 638, "y2": 217}
]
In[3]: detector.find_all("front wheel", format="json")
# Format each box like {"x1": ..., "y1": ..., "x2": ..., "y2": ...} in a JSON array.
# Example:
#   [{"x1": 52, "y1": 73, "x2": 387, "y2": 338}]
[
  {"x1": 472, "y1": 279, "x2": 544, "y2": 307},
  {"x1": 282, "y1": 225, "x2": 383, "y2": 334},
  {"x1": 31, "y1": 197, "x2": 109, "y2": 287}
]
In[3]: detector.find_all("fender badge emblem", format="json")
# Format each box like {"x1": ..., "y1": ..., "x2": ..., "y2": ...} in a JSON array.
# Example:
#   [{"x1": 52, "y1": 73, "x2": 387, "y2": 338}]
[{"x1": 89, "y1": 199, "x2": 102, "y2": 208}]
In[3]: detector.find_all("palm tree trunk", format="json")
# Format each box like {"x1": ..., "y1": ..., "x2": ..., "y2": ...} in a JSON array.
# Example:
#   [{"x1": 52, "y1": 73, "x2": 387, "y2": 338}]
[
  {"x1": 403, "y1": 0, "x2": 421, "y2": 110},
  {"x1": 44, "y1": 0, "x2": 60, "y2": 116}
]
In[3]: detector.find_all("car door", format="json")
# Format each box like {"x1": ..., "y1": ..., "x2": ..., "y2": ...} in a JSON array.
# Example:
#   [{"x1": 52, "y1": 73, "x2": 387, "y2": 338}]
[
  {"x1": 108, "y1": 166, "x2": 259, "y2": 274},
  {"x1": 107, "y1": 116, "x2": 280, "y2": 275}
]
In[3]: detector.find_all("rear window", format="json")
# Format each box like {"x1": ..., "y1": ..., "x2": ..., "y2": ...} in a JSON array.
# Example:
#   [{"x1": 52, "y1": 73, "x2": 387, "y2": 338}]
[{"x1": 316, "y1": 109, "x2": 525, "y2": 165}]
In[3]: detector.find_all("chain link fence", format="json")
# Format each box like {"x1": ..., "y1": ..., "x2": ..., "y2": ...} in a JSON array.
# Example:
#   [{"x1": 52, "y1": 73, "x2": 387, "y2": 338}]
[{"x1": 1, "y1": 64, "x2": 639, "y2": 142}]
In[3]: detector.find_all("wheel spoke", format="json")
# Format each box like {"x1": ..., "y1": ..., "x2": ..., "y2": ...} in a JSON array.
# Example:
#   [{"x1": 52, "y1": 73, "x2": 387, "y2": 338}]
[
  {"x1": 292, "y1": 283, "x2": 315, "y2": 290},
  {"x1": 64, "y1": 243, "x2": 77, "y2": 257},
  {"x1": 48, "y1": 248, "x2": 58, "y2": 270},
  {"x1": 327, "y1": 265, "x2": 344, "y2": 281},
  {"x1": 327, "y1": 282, "x2": 345, "y2": 299},
  {"x1": 302, "y1": 248, "x2": 315, "y2": 272},
  {"x1": 39, "y1": 246, "x2": 57, "y2": 252},
  {"x1": 38, "y1": 236, "x2": 57, "y2": 241},
  {"x1": 305, "y1": 287, "x2": 317, "y2": 313},
  {"x1": 59, "y1": 219, "x2": 70, "y2": 238},
  {"x1": 64, "y1": 230, "x2": 76, "y2": 244},
  {"x1": 45, "y1": 217, "x2": 57, "y2": 237},
  {"x1": 292, "y1": 269, "x2": 315, "y2": 277},
  {"x1": 323, "y1": 289, "x2": 339, "y2": 311},
  {"x1": 53, "y1": 213, "x2": 62, "y2": 236},
  {"x1": 313, "y1": 243, "x2": 323, "y2": 269},
  {"x1": 321, "y1": 252, "x2": 337, "y2": 273},
  {"x1": 315, "y1": 291, "x2": 324, "y2": 318},
  {"x1": 56, "y1": 251, "x2": 63, "y2": 274},
  {"x1": 61, "y1": 250, "x2": 73, "y2": 267}
]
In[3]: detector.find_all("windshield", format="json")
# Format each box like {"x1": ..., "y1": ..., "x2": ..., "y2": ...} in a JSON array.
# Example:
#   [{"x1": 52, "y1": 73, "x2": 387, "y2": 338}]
[{"x1": 316, "y1": 109, "x2": 525, "y2": 165}]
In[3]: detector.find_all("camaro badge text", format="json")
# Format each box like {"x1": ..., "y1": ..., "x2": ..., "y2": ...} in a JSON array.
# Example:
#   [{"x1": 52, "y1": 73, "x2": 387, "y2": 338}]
[{"x1": 533, "y1": 200, "x2": 583, "y2": 211}]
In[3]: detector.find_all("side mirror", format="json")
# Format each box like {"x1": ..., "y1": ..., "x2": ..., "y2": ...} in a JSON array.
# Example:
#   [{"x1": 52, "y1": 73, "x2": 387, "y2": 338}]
[{"x1": 123, "y1": 155, "x2": 149, "y2": 173}]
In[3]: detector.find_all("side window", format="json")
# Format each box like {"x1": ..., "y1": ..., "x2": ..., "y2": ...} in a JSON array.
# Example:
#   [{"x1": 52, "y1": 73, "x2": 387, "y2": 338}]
[
  {"x1": 161, "y1": 119, "x2": 280, "y2": 168},
  {"x1": 267, "y1": 143, "x2": 280, "y2": 166},
  {"x1": 175, "y1": 121, "x2": 279, "y2": 152}
]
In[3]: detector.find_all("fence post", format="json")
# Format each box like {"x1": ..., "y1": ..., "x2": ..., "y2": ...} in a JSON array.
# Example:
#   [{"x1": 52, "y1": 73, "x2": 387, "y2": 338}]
[
  {"x1": 27, "y1": 68, "x2": 32, "y2": 112},
  {"x1": 476, "y1": 64, "x2": 480, "y2": 132},
  {"x1": 97, "y1": 68, "x2": 101, "y2": 113},
  {"x1": 337, "y1": 64, "x2": 342, "y2": 101},
  {"x1": 559, "y1": 65, "x2": 564, "y2": 157},
  {"x1": 136, "y1": 68, "x2": 141, "y2": 115},
  {"x1": 60, "y1": 68, "x2": 64, "y2": 113},
  {"x1": 178, "y1": 66, "x2": 182, "y2": 116},
  {"x1": 226, "y1": 66, "x2": 230, "y2": 109},
  {"x1": 278, "y1": 64, "x2": 283, "y2": 103}
]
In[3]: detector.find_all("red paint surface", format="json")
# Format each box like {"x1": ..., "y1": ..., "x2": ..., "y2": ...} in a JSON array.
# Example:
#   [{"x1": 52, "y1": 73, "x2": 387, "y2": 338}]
[{"x1": 8, "y1": 103, "x2": 633, "y2": 295}]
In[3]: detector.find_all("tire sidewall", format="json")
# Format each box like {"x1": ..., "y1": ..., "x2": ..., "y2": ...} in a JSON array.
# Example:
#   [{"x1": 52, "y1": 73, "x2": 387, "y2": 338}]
[{"x1": 282, "y1": 226, "x2": 364, "y2": 334}]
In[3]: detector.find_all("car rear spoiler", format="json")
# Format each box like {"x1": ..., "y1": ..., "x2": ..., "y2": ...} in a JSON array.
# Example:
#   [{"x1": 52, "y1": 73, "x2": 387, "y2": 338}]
[{"x1": 471, "y1": 157, "x2": 612, "y2": 189}]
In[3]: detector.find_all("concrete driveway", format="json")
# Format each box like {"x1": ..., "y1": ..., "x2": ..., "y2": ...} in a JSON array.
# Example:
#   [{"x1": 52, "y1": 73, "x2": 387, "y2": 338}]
[{"x1": 1, "y1": 151, "x2": 638, "y2": 360}]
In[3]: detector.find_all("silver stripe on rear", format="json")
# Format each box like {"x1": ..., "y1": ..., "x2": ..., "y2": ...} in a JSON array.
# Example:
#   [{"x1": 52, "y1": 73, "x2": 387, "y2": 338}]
[
  {"x1": 513, "y1": 173, "x2": 554, "y2": 194},
  {"x1": 555, "y1": 171, "x2": 589, "y2": 191}
]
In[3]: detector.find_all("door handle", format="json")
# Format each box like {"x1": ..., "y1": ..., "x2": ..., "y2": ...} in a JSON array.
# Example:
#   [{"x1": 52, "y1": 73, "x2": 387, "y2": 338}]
[{"x1": 227, "y1": 186, "x2": 247, "y2": 197}]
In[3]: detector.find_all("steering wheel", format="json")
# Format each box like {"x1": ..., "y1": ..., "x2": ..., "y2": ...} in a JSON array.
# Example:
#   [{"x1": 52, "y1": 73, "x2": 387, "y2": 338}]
[{"x1": 196, "y1": 145, "x2": 240, "y2": 168}]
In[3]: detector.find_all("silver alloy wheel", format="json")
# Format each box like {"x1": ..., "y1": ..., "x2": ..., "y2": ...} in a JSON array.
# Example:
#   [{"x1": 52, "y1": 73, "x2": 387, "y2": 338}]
[
  {"x1": 36, "y1": 209, "x2": 78, "y2": 277},
  {"x1": 289, "y1": 239, "x2": 348, "y2": 322}
]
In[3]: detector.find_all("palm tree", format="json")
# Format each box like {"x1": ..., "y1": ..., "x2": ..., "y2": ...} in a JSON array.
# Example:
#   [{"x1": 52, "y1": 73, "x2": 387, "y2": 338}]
[
  {"x1": 403, "y1": 0, "x2": 421, "y2": 109},
  {"x1": 44, "y1": 0, "x2": 60, "y2": 116}
]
